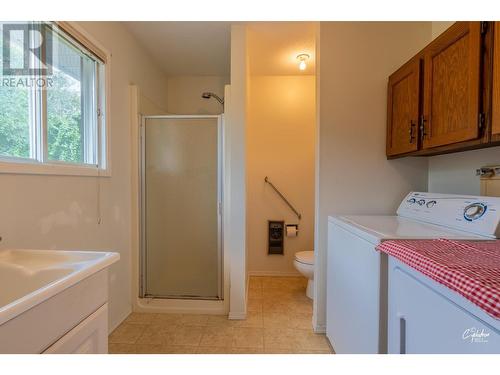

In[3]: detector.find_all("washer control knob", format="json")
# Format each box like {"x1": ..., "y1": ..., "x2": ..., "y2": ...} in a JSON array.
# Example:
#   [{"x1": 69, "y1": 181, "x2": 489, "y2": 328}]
[
  {"x1": 426, "y1": 200, "x2": 437, "y2": 208},
  {"x1": 464, "y1": 203, "x2": 487, "y2": 221},
  {"x1": 417, "y1": 199, "x2": 425, "y2": 206},
  {"x1": 407, "y1": 198, "x2": 416, "y2": 204}
]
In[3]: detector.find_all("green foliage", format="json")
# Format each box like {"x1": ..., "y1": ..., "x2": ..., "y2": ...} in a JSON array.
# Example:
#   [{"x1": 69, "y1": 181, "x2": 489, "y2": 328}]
[
  {"x1": 0, "y1": 71, "x2": 83, "y2": 163},
  {"x1": 47, "y1": 71, "x2": 83, "y2": 163},
  {"x1": 0, "y1": 84, "x2": 30, "y2": 158},
  {"x1": 0, "y1": 27, "x2": 30, "y2": 159},
  {"x1": 0, "y1": 25, "x2": 83, "y2": 163}
]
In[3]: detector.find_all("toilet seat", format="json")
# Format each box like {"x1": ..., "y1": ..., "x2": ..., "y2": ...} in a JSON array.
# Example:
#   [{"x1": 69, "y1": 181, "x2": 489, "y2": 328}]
[{"x1": 294, "y1": 251, "x2": 314, "y2": 265}]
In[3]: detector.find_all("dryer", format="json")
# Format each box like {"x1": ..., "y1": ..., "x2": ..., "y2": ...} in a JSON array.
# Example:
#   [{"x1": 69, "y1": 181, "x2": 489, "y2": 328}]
[{"x1": 326, "y1": 192, "x2": 500, "y2": 354}]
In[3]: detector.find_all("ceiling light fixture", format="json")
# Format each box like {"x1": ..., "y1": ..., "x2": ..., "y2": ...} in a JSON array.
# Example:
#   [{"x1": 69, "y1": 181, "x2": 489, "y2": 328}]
[{"x1": 297, "y1": 53, "x2": 310, "y2": 71}]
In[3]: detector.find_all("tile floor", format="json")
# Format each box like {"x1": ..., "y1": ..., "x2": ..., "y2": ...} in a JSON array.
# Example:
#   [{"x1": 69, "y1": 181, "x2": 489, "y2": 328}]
[{"x1": 109, "y1": 276, "x2": 333, "y2": 354}]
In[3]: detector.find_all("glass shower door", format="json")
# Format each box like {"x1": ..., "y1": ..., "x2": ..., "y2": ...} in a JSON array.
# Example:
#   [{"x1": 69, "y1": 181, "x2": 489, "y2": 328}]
[{"x1": 141, "y1": 116, "x2": 222, "y2": 299}]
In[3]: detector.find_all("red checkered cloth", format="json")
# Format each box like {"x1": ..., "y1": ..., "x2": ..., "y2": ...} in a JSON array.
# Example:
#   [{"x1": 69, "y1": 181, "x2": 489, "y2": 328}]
[{"x1": 376, "y1": 239, "x2": 500, "y2": 320}]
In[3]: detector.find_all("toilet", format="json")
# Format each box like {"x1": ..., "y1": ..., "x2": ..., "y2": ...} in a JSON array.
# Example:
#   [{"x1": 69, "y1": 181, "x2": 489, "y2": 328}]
[{"x1": 293, "y1": 251, "x2": 314, "y2": 299}]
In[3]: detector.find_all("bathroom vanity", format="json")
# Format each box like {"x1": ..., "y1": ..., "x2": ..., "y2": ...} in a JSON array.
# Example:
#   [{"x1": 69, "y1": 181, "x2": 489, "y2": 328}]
[{"x1": 0, "y1": 249, "x2": 119, "y2": 354}]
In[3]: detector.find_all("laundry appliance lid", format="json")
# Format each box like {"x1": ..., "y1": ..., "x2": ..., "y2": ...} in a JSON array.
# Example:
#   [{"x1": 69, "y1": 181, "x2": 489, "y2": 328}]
[{"x1": 328, "y1": 215, "x2": 490, "y2": 245}]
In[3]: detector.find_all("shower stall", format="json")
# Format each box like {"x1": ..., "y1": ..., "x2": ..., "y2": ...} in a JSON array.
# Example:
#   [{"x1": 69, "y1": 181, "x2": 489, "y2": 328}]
[{"x1": 139, "y1": 115, "x2": 224, "y2": 302}]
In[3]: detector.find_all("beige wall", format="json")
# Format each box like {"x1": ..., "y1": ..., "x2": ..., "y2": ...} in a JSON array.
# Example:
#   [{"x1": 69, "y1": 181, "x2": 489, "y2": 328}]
[
  {"x1": 140, "y1": 92, "x2": 168, "y2": 115},
  {"x1": 0, "y1": 22, "x2": 169, "y2": 331},
  {"x1": 427, "y1": 21, "x2": 500, "y2": 195},
  {"x1": 315, "y1": 22, "x2": 432, "y2": 331},
  {"x1": 431, "y1": 21, "x2": 454, "y2": 39},
  {"x1": 247, "y1": 75, "x2": 315, "y2": 275},
  {"x1": 166, "y1": 75, "x2": 229, "y2": 115}
]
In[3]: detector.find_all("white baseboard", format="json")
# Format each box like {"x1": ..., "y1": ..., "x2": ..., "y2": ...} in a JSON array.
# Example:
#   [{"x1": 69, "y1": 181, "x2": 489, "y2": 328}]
[
  {"x1": 109, "y1": 307, "x2": 132, "y2": 334},
  {"x1": 313, "y1": 324, "x2": 326, "y2": 333},
  {"x1": 247, "y1": 270, "x2": 301, "y2": 277},
  {"x1": 134, "y1": 298, "x2": 226, "y2": 315},
  {"x1": 228, "y1": 311, "x2": 247, "y2": 320}
]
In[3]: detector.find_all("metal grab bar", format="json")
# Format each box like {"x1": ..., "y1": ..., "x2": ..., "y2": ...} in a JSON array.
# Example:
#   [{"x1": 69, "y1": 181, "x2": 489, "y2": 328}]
[{"x1": 264, "y1": 176, "x2": 302, "y2": 220}]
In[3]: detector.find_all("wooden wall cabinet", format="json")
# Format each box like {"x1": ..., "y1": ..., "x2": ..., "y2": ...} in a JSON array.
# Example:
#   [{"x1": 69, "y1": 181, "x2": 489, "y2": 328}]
[
  {"x1": 492, "y1": 22, "x2": 500, "y2": 141},
  {"x1": 387, "y1": 21, "x2": 500, "y2": 158},
  {"x1": 421, "y1": 22, "x2": 481, "y2": 149},
  {"x1": 386, "y1": 59, "x2": 420, "y2": 156}
]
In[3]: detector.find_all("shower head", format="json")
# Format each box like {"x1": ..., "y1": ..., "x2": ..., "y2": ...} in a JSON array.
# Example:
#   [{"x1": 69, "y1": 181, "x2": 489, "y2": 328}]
[{"x1": 201, "y1": 92, "x2": 224, "y2": 107}]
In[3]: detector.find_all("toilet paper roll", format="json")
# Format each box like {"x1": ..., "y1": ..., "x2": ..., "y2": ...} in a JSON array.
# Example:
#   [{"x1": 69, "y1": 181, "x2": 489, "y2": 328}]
[{"x1": 286, "y1": 225, "x2": 298, "y2": 237}]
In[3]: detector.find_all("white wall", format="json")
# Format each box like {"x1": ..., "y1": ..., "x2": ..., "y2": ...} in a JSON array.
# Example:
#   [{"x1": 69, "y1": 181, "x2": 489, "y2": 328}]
[
  {"x1": 428, "y1": 147, "x2": 500, "y2": 195},
  {"x1": 427, "y1": 21, "x2": 500, "y2": 196},
  {"x1": 247, "y1": 75, "x2": 315, "y2": 275},
  {"x1": 166, "y1": 76, "x2": 229, "y2": 115},
  {"x1": 0, "y1": 21, "x2": 169, "y2": 331},
  {"x1": 226, "y1": 25, "x2": 248, "y2": 319},
  {"x1": 315, "y1": 22, "x2": 432, "y2": 331},
  {"x1": 129, "y1": 84, "x2": 167, "y2": 313}
]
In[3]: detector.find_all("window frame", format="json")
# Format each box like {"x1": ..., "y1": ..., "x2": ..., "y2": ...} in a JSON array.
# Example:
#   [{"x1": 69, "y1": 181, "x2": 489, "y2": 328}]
[{"x1": 0, "y1": 21, "x2": 110, "y2": 177}]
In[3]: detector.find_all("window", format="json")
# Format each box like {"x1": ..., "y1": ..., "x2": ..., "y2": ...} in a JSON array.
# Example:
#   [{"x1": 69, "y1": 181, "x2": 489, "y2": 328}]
[{"x1": 0, "y1": 21, "x2": 107, "y2": 174}]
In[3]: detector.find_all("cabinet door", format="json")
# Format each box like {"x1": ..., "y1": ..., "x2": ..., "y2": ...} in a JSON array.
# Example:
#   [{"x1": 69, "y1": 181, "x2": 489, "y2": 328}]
[
  {"x1": 492, "y1": 22, "x2": 500, "y2": 137},
  {"x1": 386, "y1": 59, "x2": 420, "y2": 156},
  {"x1": 422, "y1": 22, "x2": 482, "y2": 149},
  {"x1": 43, "y1": 304, "x2": 108, "y2": 354}
]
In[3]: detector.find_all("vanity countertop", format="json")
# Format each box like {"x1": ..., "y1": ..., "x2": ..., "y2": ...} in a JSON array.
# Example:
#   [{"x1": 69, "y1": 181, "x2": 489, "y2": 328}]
[{"x1": 0, "y1": 249, "x2": 119, "y2": 325}]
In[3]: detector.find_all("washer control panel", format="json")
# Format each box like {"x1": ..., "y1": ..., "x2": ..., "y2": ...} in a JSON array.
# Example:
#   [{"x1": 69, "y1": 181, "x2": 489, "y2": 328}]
[
  {"x1": 463, "y1": 203, "x2": 487, "y2": 222},
  {"x1": 398, "y1": 192, "x2": 500, "y2": 238}
]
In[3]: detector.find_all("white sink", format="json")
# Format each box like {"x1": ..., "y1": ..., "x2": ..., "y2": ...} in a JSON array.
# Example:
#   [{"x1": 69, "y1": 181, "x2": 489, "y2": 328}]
[{"x1": 0, "y1": 249, "x2": 119, "y2": 325}]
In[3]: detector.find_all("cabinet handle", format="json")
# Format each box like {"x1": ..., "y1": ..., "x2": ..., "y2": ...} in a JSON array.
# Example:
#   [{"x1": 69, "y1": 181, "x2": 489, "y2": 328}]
[
  {"x1": 409, "y1": 120, "x2": 416, "y2": 143},
  {"x1": 400, "y1": 317, "x2": 406, "y2": 354},
  {"x1": 419, "y1": 115, "x2": 428, "y2": 139}
]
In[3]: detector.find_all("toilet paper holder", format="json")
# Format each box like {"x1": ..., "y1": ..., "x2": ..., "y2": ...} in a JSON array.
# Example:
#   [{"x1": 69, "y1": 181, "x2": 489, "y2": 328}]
[{"x1": 286, "y1": 224, "x2": 299, "y2": 237}]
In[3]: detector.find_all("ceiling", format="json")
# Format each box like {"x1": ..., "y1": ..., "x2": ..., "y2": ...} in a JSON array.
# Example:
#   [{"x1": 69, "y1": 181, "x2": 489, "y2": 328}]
[
  {"x1": 123, "y1": 22, "x2": 231, "y2": 76},
  {"x1": 247, "y1": 22, "x2": 316, "y2": 75},
  {"x1": 123, "y1": 22, "x2": 316, "y2": 77}
]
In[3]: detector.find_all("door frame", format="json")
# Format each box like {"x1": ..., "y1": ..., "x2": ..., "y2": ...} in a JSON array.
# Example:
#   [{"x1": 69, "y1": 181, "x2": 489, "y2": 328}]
[{"x1": 139, "y1": 114, "x2": 224, "y2": 300}]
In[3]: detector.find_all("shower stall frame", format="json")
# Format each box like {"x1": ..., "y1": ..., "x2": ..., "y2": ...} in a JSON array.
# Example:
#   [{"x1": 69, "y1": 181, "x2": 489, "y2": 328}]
[{"x1": 139, "y1": 114, "x2": 224, "y2": 302}]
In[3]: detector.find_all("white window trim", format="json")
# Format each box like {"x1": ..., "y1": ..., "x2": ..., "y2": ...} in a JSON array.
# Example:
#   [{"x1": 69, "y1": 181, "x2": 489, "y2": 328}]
[
  {"x1": 0, "y1": 21, "x2": 111, "y2": 177},
  {"x1": 0, "y1": 158, "x2": 107, "y2": 176}
]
